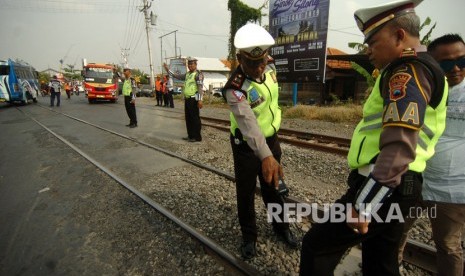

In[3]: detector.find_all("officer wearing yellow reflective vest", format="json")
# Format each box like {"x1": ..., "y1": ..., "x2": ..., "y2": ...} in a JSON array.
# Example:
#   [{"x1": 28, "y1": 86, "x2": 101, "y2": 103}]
[
  {"x1": 223, "y1": 23, "x2": 297, "y2": 260},
  {"x1": 122, "y1": 68, "x2": 138, "y2": 128},
  {"x1": 299, "y1": 0, "x2": 448, "y2": 275},
  {"x1": 164, "y1": 57, "x2": 203, "y2": 142}
]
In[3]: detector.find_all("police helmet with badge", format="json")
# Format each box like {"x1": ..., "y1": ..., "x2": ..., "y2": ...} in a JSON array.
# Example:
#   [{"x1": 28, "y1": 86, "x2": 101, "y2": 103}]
[
  {"x1": 354, "y1": 0, "x2": 423, "y2": 43},
  {"x1": 234, "y1": 24, "x2": 275, "y2": 72}
]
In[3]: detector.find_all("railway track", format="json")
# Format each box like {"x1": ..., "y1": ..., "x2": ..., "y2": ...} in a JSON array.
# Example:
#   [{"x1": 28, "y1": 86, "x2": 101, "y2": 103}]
[
  {"x1": 29, "y1": 103, "x2": 455, "y2": 274},
  {"x1": 116, "y1": 102, "x2": 351, "y2": 156},
  {"x1": 18, "y1": 105, "x2": 259, "y2": 275}
]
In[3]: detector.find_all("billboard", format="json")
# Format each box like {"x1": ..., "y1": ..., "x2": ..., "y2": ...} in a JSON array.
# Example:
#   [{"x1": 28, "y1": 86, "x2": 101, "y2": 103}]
[
  {"x1": 269, "y1": 0, "x2": 330, "y2": 83},
  {"x1": 168, "y1": 58, "x2": 187, "y2": 86}
]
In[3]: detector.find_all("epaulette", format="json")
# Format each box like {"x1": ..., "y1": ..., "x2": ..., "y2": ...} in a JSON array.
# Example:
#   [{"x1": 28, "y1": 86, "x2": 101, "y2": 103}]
[
  {"x1": 224, "y1": 67, "x2": 246, "y2": 91},
  {"x1": 221, "y1": 66, "x2": 247, "y2": 101}
]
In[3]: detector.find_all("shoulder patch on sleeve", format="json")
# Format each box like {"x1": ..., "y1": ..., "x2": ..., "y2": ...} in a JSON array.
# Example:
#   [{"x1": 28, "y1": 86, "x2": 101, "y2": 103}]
[
  {"x1": 389, "y1": 72, "x2": 412, "y2": 101},
  {"x1": 232, "y1": 90, "x2": 246, "y2": 101}
]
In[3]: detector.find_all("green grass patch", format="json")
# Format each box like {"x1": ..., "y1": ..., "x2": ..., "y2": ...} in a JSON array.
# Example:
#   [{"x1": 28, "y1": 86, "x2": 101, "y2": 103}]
[{"x1": 283, "y1": 104, "x2": 363, "y2": 123}]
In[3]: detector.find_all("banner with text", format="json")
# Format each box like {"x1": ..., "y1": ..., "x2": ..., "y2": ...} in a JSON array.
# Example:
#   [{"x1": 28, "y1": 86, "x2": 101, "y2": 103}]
[{"x1": 269, "y1": 0, "x2": 330, "y2": 83}]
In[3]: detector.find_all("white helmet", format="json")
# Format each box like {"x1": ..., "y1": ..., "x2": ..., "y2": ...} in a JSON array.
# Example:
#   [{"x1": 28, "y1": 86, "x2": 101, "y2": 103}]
[{"x1": 234, "y1": 23, "x2": 274, "y2": 58}]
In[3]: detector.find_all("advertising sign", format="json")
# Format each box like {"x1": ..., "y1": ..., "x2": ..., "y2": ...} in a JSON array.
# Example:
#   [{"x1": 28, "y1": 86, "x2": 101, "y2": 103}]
[
  {"x1": 269, "y1": 0, "x2": 330, "y2": 83},
  {"x1": 168, "y1": 58, "x2": 187, "y2": 86}
]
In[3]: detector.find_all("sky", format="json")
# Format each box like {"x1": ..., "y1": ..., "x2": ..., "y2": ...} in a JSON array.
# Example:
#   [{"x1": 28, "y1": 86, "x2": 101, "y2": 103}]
[{"x1": 1, "y1": 0, "x2": 463, "y2": 74}]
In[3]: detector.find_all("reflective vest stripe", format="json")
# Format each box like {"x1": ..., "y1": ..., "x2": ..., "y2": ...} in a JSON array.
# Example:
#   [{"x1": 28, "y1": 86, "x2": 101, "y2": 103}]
[
  {"x1": 364, "y1": 112, "x2": 383, "y2": 122},
  {"x1": 359, "y1": 122, "x2": 383, "y2": 132}
]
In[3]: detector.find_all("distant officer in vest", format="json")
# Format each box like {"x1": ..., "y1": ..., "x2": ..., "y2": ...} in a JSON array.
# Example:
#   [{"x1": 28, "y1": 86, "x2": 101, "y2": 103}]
[
  {"x1": 222, "y1": 23, "x2": 298, "y2": 259},
  {"x1": 163, "y1": 57, "x2": 203, "y2": 142},
  {"x1": 299, "y1": 1, "x2": 448, "y2": 275},
  {"x1": 48, "y1": 75, "x2": 62, "y2": 107},
  {"x1": 122, "y1": 68, "x2": 138, "y2": 128}
]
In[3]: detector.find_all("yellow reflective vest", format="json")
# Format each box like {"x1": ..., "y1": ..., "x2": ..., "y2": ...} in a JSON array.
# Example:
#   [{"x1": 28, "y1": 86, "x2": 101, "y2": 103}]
[
  {"x1": 184, "y1": 70, "x2": 200, "y2": 97},
  {"x1": 347, "y1": 63, "x2": 448, "y2": 173},
  {"x1": 229, "y1": 65, "x2": 282, "y2": 138}
]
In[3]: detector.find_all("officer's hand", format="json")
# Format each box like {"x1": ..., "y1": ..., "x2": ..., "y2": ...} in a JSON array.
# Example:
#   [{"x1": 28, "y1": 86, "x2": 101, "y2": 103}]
[
  {"x1": 197, "y1": 100, "x2": 203, "y2": 109},
  {"x1": 346, "y1": 207, "x2": 370, "y2": 234},
  {"x1": 130, "y1": 99, "x2": 135, "y2": 104},
  {"x1": 261, "y1": 156, "x2": 283, "y2": 189}
]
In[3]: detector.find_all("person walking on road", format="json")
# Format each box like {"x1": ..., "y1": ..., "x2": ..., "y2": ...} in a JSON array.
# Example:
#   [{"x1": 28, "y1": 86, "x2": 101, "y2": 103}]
[
  {"x1": 398, "y1": 33, "x2": 465, "y2": 276},
  {"x1": 164, "y1": 57, "x2": 203, "y2": 142},
  {"x1": 122, "y1": 68, "x2": 138, "y2": 128},
  {"x1": 222, "y1": 23, "x2": 298, "y2": 259},
  {"x1": 299, "y1": 1, "x2": 449, "y2": 275},
  {"x1": 48, "y1": 75, "x2": 61, "y2": 107},
  {"x1": 65, "y1": 82, "x2": 71, "y2": 99}
]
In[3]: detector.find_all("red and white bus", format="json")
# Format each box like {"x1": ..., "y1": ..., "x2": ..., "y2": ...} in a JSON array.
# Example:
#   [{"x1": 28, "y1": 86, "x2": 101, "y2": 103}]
[{"x1": 82, "y1": 63, "x2": 118, "y2": 103}]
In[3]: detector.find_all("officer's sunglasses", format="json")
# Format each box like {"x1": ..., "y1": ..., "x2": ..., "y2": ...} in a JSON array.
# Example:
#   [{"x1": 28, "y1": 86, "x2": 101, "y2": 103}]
[
  {"x1": 241, "y1": 55, "x2": 268, "y2": 68},
  {"x1": 439, "y1": 57, "x2": 465, "y2": 72}
]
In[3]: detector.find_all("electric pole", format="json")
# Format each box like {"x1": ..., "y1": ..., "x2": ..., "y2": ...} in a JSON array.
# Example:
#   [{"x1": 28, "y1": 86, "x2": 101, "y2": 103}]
[
  {"x1": 159, "y1": 30, "x2": 178, "y2": 67},
  {"x1": 140, "y1": 0, "x2": 155, "y2": 88},
  {"x1": 121, "y1": 48, "x2": 130, "y2": 69}
]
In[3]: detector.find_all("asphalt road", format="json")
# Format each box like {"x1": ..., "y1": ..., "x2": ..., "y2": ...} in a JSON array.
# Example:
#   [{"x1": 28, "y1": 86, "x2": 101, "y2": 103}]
[{"x1": 0, "y1": 96, "x2": 221, "y2": 275}]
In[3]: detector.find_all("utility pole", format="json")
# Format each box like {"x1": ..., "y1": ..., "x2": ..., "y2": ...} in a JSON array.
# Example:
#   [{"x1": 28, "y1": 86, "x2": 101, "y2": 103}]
[
  {"x1": 159, "y1": 30, "x2": 178, "y2": 67},
  {"x1": 140, "y1": 0, "x2": 155, "y2": 88},
  {"x1": 121, "y1": 48, "x2": 130, "y2": 69}
]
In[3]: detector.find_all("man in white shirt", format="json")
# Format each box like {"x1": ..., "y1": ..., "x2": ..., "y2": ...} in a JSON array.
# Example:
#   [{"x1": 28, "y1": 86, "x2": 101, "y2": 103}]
[{"x1": 399, "y1": 33, "x2": 465, "y2": 276}]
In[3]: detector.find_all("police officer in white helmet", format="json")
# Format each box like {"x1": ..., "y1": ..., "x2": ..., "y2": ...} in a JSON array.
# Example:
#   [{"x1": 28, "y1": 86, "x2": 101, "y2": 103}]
[{"x1": 222, "y1": 23, "x2": 298, "y2": 259}]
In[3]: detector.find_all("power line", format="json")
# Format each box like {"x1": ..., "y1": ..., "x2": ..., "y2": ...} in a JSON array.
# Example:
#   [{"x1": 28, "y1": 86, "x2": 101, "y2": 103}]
[{"x1": 1, "y1": 0, "x2": 131, "y2": 13}]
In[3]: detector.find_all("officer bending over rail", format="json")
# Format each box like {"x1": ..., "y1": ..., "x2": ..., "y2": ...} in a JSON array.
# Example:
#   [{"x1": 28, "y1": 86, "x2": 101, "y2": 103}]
[{"x1": 299, "y1": 0, "x2": 448, "y2": 275}]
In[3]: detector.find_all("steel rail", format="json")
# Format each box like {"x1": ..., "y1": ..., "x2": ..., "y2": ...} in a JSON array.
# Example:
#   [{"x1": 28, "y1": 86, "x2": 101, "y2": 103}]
[
  {"x1": 18, "y1": 107, "x2": 259, "y2": 276},
  {"x1": 199, "y1": 118, "x2": 350, "y2": 156},
  {"x1": 33, "y1": 104, "x2": 458, "y2": 273}
]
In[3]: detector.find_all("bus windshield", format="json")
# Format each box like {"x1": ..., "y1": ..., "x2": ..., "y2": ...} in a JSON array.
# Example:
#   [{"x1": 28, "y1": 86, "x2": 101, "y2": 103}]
[
  {"x1": 0, "y1": 65, "x2": 10, "y2": 76},
  {"x1": 84, "y1": 67, "x2": 114, "y2": 84}
]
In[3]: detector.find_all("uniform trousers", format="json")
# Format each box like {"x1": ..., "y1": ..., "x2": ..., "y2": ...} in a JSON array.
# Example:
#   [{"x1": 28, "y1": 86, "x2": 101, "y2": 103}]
[
  {"x1": 398, "y1": 201, "x2": 465, "y2": 276},
  {"x1": 50, "y1": 91, "x2": 60, "y2": 106},
  {"x1": 163, "y1": 92, "x2": 169, "y2": 106},
  {"x1": 124, "y1": 96, "x2": 137, "y2": 125},
  {"x1": 156, "y1": 90, "x2": 162, "y2": 105},
  {"x1": 300, "y1": 170, "x2": 423, "y2": 276},
  {"x1": 168, "y1": 91, "x2": 174, "y2": 108},
  {"x1": 184, "y1": 97, "x2": 201, "y2": 141},
  {"x1": 230, "y1": 134, "x2": 289, "y2": 242}
]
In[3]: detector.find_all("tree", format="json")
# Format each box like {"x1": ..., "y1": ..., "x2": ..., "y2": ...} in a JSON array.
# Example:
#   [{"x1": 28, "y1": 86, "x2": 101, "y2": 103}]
[
  {"x1": 227, "y1": 0, "x2": 268, "y2": 69},
  {"x1": 63, "y1": 64, "x2": 81, "y2": 80},
  {"x1": 38, "y1": 72, "x2": 50, "y2": 85},
  {"x1": 130, "y1": 68, "x2": 149, "y2": 85}
]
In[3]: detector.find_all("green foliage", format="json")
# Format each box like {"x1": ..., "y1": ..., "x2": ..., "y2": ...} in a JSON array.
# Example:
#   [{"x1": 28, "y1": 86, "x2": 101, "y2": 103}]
[
  {"x1": 348, "y1": 42, "x2": 367, "y2": 54},
  {"x1": 350, "y1": 62, "x2": 375, "y2": 87},
  {"x1": 63, "y1": 64, "x2": 82, "y2": 80},
  {"x1": 130, "y1": 68, "x2": 149, "y2": 84},
  {"x1": 38, "y1": 72, "x2": 50, "y2": 84},
  {"x1": 420, "y1": 17, "x2": 437, "y2": 46},
  {"x1": 227, "y1": 0, "x2": 267, "y2": 66}
]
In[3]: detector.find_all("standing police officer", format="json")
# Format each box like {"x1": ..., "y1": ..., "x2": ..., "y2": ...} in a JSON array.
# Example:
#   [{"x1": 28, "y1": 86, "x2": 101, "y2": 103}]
[
  {"x1": 299, "y1": 0, "x2": 449, "y2": 275},
  {"x1": 122, "y1": 68, "x2": 137, "y2": 128},
  {"x1": 48, "y1": 75, "x2": 61, "y2": 107},
  {"x1": 163, "y1": 57, "x2": 203, "y2": 142},
  {"x1": 223, "y1": 23, "x2": 297, "y2": 259}
]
